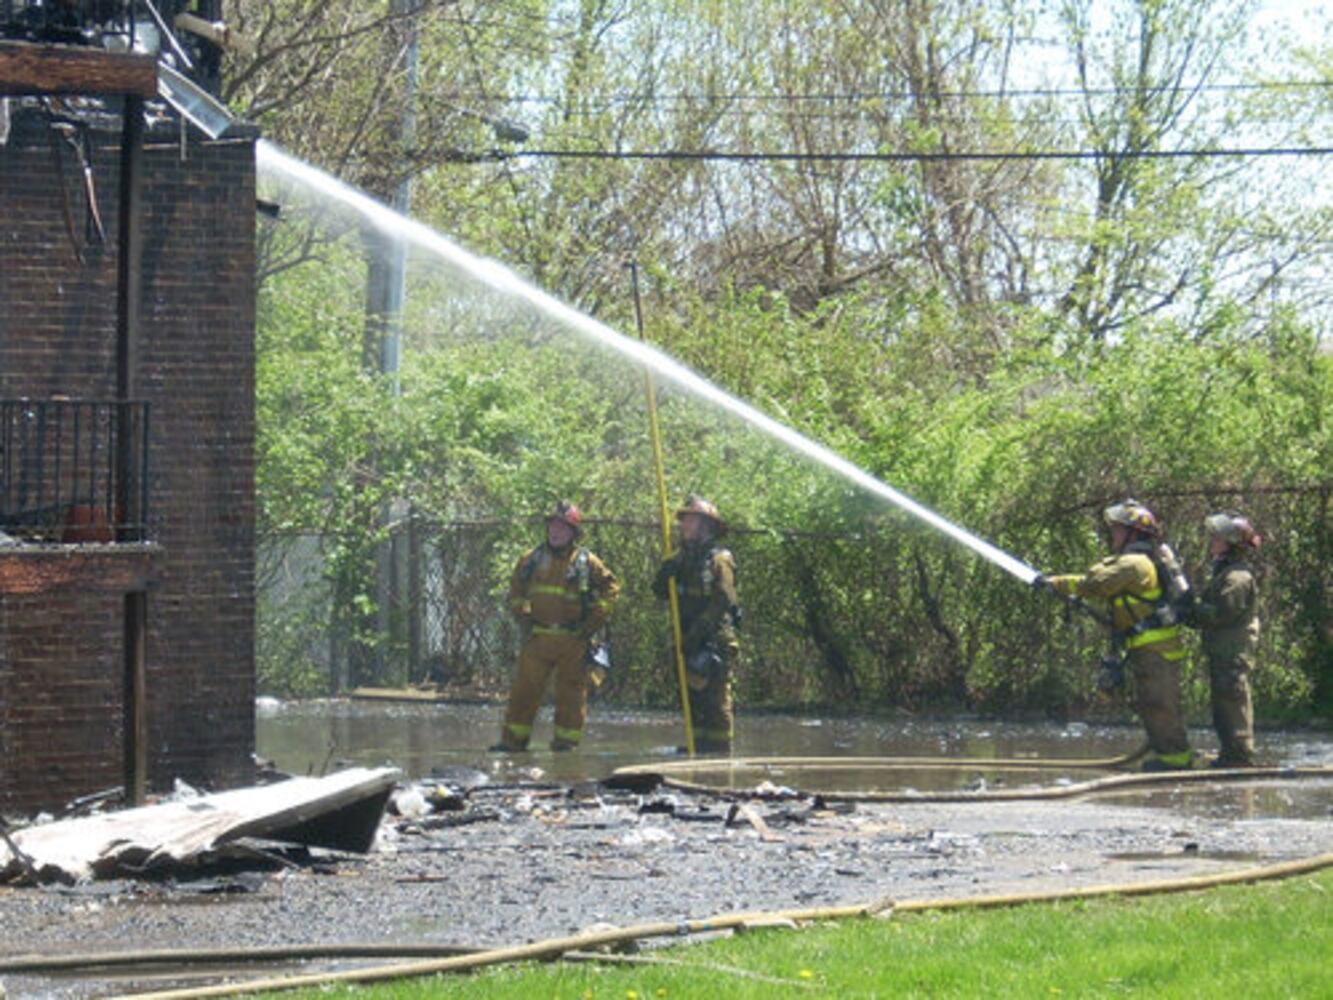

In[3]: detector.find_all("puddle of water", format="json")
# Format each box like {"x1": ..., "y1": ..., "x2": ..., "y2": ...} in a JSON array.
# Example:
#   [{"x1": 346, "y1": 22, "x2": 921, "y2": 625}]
[
  {"x1": 257, "y1": 700, "x2": 1142, "y2": 780},
  {"x1": 257, "y1": 699, "x2": 1331, "y2": 808}
]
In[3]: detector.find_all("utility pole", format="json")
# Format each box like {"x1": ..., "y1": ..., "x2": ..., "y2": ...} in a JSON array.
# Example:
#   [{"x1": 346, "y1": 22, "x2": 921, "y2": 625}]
[
  {"x1": 363, "y1": 0, "x2": 416, "y2": 394},
  {"x1": 356, "y1": 0, "x2": 417, "y2": 689}
]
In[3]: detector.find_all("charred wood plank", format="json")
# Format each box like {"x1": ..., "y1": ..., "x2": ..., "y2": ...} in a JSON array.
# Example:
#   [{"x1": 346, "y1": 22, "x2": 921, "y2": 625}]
[{"x1": 0, "y1": 42, "x2": 157, "y2": 98}]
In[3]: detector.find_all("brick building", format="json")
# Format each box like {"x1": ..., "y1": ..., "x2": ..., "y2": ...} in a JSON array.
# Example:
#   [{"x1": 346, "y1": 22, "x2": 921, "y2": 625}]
[{"x1": 0, "y1": 41, "x2": 257, "y2": 814}]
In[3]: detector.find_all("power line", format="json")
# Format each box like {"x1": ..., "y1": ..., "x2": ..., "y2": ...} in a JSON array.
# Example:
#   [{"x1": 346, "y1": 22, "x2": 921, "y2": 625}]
[
  {"x1": 487, "y1": 106, "x2": 1314, "y2": 131},
  {"x1": 498, "y1": 146, "x2": 1332, "y2": 164},
  {"x1": 441, "y1": 79, "x2": 1333, "y2": 107},
  {"x1": 503, "y1": 106, "x2": 1306, "y2": 137}
]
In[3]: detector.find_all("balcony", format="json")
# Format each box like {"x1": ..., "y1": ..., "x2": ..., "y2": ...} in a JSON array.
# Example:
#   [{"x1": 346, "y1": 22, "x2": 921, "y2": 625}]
[{"x1": 0, "y1": 398, "x2": 157, "y2": 594}]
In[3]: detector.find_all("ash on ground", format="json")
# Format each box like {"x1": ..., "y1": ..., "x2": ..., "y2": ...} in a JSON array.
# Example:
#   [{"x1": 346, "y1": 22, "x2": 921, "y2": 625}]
[{"x1": 0, "y1": 761, "x2": 1329, "y2": 999}]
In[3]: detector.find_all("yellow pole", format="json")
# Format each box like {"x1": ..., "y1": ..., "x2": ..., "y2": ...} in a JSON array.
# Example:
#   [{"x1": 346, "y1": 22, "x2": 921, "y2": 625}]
[{"x1": 629, "y1": 262, "x2": 695, "y2": 756}]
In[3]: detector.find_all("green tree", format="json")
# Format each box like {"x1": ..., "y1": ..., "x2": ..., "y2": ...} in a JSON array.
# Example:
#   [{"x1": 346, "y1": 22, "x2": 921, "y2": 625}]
[{"x1": 249, "y1": 1, "x2": 1330, "y2": 714}]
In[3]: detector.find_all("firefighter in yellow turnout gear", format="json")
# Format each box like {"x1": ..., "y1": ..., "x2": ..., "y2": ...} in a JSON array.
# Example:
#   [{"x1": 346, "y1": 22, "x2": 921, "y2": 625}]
[
  {"x1": 495, "y1": 502, "x2": 620, "y2": 752},
  {"x1": 1193, "y1": 511, "x2": 1262, "y2": 768},
  {"x1": 653, "y1": 495, "x2": 740, "y2": 754},
  {"x1": 1039, "y1": 499, "x2": 1193, "y2": 772}
]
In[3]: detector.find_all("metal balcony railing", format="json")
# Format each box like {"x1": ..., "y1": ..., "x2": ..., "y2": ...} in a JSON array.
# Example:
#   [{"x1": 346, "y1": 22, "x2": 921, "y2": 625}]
[
  {"x1": 0, "y1": 2, "x2": 187, "y2": 47},
  {"x1": 0, "y1": 399, "x2": 150, "y2": 544}
]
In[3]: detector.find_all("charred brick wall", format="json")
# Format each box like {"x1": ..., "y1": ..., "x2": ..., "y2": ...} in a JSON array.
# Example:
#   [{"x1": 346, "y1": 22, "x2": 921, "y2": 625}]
[{"x1": 0, "y1": 108, "x2": 256, "y2": 813}]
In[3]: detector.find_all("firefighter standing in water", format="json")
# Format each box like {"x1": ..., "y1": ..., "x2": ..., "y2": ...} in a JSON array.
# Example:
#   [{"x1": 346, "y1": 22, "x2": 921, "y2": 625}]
[
  {"x1": 1037, "y1": 499, "x2": 1193, "y2": 771},
  {"x1": 1193, "y1": 511, "x2": 1262, "y2": 768},
  {"x1": 653, "y1": 495, "x2": 740, "y2": 754},
  {"x1": 493, "y1": 501, "x2": 619, "y2": 752}
]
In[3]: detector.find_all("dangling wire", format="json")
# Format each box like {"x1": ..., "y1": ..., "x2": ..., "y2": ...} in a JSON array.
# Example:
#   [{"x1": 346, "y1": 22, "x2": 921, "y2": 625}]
[{"x1": 43, "y1": 103, "x2": 106, "y2": 262}]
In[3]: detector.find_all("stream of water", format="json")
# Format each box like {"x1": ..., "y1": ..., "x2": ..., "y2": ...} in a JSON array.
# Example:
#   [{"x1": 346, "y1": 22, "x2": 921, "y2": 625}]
[{"x1": 256, "y1": 140, "x2": 1039, "y2": 585}]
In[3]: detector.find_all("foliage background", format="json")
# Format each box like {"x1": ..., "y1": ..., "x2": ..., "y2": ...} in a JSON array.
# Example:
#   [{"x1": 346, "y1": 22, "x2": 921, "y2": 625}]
[{"x1": 236, "y1": 0, "x2": 1331, "y2": 720}]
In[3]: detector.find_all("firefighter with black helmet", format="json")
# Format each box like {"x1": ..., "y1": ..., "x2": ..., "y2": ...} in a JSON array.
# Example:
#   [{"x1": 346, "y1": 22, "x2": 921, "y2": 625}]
[
  {"x1": 653, "y1": 494, "x2": 740, "y2": 754},
  {"x1": 493, "y1": 501, "x2": 619, "y2": 752},
  {"x1": 1193, "y1": 511, "x2": 1262, "y2": 768},
  {"x1": 1037, "y1": 499, "x2": 1193, "y2": 771}
]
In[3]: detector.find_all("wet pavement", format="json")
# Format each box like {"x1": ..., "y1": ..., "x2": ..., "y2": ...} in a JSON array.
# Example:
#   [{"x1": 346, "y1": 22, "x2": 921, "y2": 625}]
[
  {"x1": 0, "y1": 704, "x2": 1329, "y2": 997},
  {"x1": 255, "y1": 698, "x2": 1333, "y2": 785}
]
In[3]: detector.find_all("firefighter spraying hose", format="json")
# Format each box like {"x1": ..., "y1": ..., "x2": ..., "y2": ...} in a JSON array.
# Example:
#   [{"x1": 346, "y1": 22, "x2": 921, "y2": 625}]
[
  {"x1": 261, "y1": 143, "x2": 1066, "y2": 759},
  {"x1": 1033, "y1": 499, "x2": 1196, "y2": 771}
]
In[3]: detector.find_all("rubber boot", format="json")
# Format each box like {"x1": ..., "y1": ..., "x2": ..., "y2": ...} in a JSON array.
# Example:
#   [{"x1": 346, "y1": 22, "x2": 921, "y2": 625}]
[{"x1": 1141, "y1": 751, "x2": 1194, "y2": 773}]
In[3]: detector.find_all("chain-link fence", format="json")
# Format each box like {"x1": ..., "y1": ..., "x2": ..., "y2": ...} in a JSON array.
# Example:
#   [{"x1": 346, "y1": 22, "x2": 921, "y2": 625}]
[{"x1": 258, "y1": 486, "x2": 1330, "y2": 718}]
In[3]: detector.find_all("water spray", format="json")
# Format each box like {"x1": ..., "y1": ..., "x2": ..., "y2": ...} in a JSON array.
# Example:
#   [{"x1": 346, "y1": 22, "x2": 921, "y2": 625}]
[{"x1": 257, "y1": 141, "x2": 1042, "y2": 586}]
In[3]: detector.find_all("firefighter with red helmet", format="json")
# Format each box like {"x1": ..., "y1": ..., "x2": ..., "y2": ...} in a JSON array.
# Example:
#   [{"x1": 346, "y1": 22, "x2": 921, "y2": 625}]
[
  {"x1": 1038, "y1": 499, "x2": 1193, "y2": 771},
  {"x1": 493, "y1": 501, "x2": 619, "y2": 752},
  {"x1": 652, "y1": 495, "x2": 741, "y2": 754},
  {"x1": 1192, "y1": 511, "x2": 1262, "y2": 767}
]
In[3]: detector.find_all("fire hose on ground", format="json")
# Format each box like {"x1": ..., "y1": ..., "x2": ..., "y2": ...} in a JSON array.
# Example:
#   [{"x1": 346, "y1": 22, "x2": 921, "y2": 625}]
[
  {"x1": 0, "y1": 850, "x2": 1321, "y2": 999},
  {"x1": 0, "y1": 756, "x2": 1326, "y2": 998},
  {"x1": 609, "y1": 751, "x2": 1333, "y2": 803}
]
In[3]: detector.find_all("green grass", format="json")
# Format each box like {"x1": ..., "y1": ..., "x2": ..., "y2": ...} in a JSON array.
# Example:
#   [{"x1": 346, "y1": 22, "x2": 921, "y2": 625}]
[{"x1": 283, "y1": 871, "x2": 1332, "y2": 998}]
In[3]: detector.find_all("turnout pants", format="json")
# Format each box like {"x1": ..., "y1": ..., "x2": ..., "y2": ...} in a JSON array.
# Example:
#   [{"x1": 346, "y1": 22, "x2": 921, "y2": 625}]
[
  {"x1": 1208, "y1": 654, "x2": 1255, "y2": 764},
  {"x1": 1128, "y1": 647, "x2": 1191, "y2": 764},
  {"x1": 500, "y1": 632, "x2": 588, "y2": 750},
  {"x1": 687, "y1": 662, "x2": 734, "y2": 754}
]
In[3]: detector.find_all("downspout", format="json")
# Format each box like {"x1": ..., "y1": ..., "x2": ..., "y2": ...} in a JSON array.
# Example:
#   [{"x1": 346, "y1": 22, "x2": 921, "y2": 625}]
[{"x1": 116, "y1": 93, "x2": 147, "y2": 806}]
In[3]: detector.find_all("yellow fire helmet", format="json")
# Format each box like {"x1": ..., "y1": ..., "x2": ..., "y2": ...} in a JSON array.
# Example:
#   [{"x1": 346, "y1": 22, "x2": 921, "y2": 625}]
[
  {"x1": 1102, "y1": 498, "x2": 1161, "y2": 537},
  {"x1": 675, "y1": 494, "x2": 727, "y2": 535}
]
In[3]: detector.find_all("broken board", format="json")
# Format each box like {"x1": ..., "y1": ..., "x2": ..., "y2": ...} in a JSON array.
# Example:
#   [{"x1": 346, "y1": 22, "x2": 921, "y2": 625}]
[{"x1": 0, "y1": 766, "x2": 399, "y2": 884}]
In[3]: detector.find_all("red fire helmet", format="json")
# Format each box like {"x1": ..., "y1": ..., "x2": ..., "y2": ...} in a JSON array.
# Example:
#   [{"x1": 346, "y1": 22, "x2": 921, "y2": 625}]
[{"x1": 546, "y1": 500, "x2": 583, "y2": 534}]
